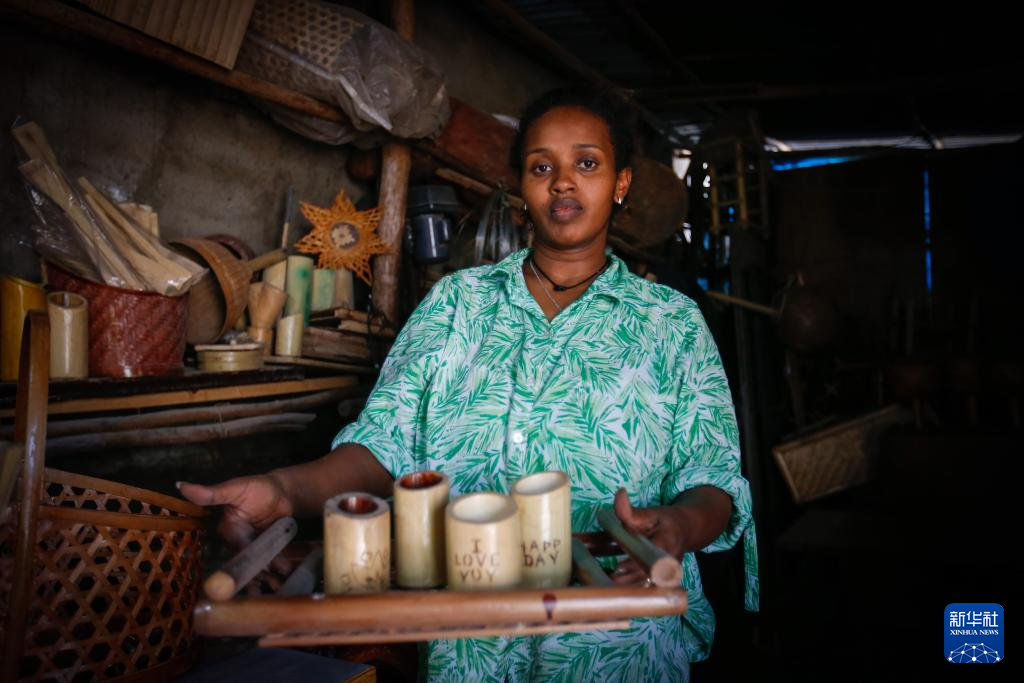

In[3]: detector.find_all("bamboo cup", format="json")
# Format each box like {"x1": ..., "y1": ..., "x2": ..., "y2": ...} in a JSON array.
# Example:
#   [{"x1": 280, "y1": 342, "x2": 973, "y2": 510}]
[
  {"x1": 333, "y1": 268, "x2": 355, "y2": 309},
  {"x1": 311, "y1": 268, "x2": 336, "y2": 312},
  {"x1": 394, "y1": 471, "x2": 449, "y2": 588},
  {"x1": 284, "y1": 255, "x2": 314, "y2": 324},
  {"x1": 46, "y1": 291, "x2": 88, "y2": 379},
  {"x1": 445, "y1": 493, "x2": 522, "y2": 590},
  {"x1": 324, "y1": 492, "x2": 390, "y2": 594},
  {"x1": 275, "y1": 313, "x2": 304, "y2": 357},
  {"x1": 1, "y1": 275, "x2": 47, "y2": 381},
  {"x1": 247, "y1": 326, "x2": 273, "y2": 357},
  {"x1": 512, "y1": 471, "x2": 572, "y2": 588},
  {"x1": 263, "y1": 260, "x2": 287, "y2": 291}
]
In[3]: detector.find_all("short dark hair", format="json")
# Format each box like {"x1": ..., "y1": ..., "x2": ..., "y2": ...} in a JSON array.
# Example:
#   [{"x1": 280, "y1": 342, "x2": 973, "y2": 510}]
[{"x1": 510, "y1": 87, "x2": 634, "y2": 175}]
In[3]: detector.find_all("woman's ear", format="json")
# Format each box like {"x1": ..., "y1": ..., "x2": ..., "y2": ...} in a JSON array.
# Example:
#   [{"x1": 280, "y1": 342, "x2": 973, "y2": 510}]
[{"x1": 616, "y1": 167, "x2": 633, "y2": 203}]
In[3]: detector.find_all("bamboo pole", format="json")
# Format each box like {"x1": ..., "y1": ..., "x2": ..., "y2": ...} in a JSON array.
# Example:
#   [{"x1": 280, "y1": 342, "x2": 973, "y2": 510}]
[
  {"x1": 0, "y1": 375, "x2": 358, "y2": 419},
  {"x1": 194, "y1": 585, "x2": 687, "y2": 638},
  {"x1": 0, "y1": 388, "x2": 363, "y2": 440},
  {"x1": 596, "y1": 507, "x2": 681, "y2": 587},
  {"x1": 571, "y1": 538, "x2": 614, "y2": 587},
  {"x1": 370, "y1": 0, "x2": 415, "y2": 326},
  {"x1": 46, "y1": 414, "x2": 317, "y2": 454}
]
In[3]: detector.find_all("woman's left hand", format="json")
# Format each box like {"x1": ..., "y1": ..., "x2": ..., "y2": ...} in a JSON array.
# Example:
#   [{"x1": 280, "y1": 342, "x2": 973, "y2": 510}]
[{"x1": 610, "y1": 487, "x2": 692, "y2": 585}]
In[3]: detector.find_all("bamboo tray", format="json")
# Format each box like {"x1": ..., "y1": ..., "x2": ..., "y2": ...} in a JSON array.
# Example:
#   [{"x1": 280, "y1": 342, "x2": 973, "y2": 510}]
[{"x1": 194, "y1": 527, "x2": 688, "y2": 647}]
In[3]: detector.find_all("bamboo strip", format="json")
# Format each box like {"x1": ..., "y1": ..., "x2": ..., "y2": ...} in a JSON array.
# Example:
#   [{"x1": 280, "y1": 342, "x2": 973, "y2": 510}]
[
  {"x1": 205, "y1": 517, "x2": 298, "y2": 601},
  {"x1": 596, "y1": 507, "x2": 681, "y2": 587},
  {"x1": 0, "y1": 375, "x2": 358, "y2": 418}
]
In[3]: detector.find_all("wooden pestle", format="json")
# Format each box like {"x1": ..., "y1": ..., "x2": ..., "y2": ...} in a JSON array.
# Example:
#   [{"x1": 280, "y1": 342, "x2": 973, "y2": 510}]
[
  {"x1": 204, "y1": 516, "x2": 297, "y2": 601},
  {"x1": 596, "y1": 507, "x2": 682, "y2": 587}
]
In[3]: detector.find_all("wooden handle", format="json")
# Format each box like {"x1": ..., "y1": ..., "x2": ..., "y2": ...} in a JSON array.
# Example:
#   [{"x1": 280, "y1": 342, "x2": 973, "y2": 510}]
[
  {"x1": 596, "y1": 507, "x2": 681, "y2": 587},
  {"x1": 204, "y1": 516, "x2": 298, "y2": 601},
  {"x1": 571, "y1": 538, "x2": 613, "y2": 587},
  {"x1": 246, "y1": 248, "x2": 288, "y2": 273}
]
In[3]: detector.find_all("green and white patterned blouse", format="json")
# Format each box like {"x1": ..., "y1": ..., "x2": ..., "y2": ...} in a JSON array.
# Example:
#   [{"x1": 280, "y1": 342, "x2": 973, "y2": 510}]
[{"x1": 334, "y1": 248, "x2": 759, "y2": 683}]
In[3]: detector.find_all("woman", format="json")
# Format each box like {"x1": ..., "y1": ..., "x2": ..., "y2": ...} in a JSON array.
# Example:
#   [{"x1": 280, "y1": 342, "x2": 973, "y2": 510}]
[{"x1": 181, "y1": 87, "x2": 758, "y2": 682}]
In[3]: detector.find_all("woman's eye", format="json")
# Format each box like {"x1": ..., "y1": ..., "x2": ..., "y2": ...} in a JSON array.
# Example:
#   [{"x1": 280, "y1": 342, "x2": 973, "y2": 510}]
[
  {"x1": 578, "y1": 158, "x2": 598, "y2": 171},
  {"x1": 532, "y1": 163, "x2": 551, "y2": 174}
]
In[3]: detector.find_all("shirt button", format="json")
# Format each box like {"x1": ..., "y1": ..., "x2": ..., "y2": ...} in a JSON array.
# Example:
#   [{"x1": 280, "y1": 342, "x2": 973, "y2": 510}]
[{"x1": 511, "y1": 430, "x2": 525, "y2": 445}]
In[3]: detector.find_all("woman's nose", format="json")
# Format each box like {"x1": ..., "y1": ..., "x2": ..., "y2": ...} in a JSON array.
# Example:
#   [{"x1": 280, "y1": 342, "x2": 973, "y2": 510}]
[{"x1": 551, "y1": 169, "x2": 576, "y2": 193}]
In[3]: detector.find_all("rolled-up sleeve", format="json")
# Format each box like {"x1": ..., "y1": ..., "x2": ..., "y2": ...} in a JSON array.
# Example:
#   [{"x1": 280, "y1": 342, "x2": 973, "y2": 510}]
[
  {"x1": 660, "y1": 310, "x2": 752, "y2": 554},
  {"x1": 332, "y1": 276, "x2": 457, "y2": 478}
]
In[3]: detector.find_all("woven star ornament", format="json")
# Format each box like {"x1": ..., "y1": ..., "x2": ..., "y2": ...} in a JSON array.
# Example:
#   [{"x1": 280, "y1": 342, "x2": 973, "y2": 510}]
[{"x1": 294, "y1": 190, "x2": 387, "y2": 285}]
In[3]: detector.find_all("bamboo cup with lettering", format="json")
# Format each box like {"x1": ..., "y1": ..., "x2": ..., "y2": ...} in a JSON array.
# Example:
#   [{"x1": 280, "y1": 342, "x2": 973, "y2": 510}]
[
  {"x1": 512, "y1": 471, "x2": 572, "y2": 588},
  {"x1": 46, "y1": 291, "x2": 88, "y2": 379},
  {"x1": 445, "y1": 493, "x2": 522, "y2": 590},
  {"x1": 275, "y1": 313, "x2": 304, "y2": 357},
  {"x1": 324, "y1": 492, "x2": 390, "y2": 594},
  {"x1": 394, "y1": 471, "x2": 450, "y2": 588}
]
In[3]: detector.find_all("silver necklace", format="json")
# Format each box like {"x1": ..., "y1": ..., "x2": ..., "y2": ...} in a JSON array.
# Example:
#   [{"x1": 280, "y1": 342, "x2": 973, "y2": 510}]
[{"x1": 528, "y1": 257, "x2": 563, "y2": 312}]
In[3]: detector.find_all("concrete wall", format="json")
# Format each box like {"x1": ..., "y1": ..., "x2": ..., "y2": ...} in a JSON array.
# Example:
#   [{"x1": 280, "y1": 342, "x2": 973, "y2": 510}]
[{"x1": 0, "y1": 1, "x2": 560, "y2": 282}]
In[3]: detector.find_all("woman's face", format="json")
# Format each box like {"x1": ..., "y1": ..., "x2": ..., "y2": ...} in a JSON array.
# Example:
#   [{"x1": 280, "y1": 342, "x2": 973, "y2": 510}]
[{"x1": 521, "y1": 106, "x2": 631, "y2": 251}]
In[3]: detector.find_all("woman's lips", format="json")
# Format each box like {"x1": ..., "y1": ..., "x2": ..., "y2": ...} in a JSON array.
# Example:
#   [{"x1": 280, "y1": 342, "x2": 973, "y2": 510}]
[{"x1": 549, "y1": 198, "x2": 583, "y2": 222}]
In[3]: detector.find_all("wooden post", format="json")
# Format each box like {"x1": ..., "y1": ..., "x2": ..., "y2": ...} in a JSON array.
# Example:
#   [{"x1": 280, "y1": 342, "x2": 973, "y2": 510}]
[{"x1": 371, "y1": 0, "x2": 415, "y2": 326}]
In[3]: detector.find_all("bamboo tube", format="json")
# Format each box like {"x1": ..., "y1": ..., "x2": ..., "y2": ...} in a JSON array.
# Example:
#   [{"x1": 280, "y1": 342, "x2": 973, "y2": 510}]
[
  {"x1": 311, "y1": 268, "x2": 336, "y2": 312},
  {"x1": 394, "y1": 471, "x2": 449, "y2": 588},
  {"x1": 571, "y1": 538, "x2": 613, "y2": 587},
  {"x1": 46, "y1": 291, "x2": 88, "y2": 379},
  {"x1": 194, "y1": 585, "x2": 688, "y2": 638},
  {"x1": 250, "y1": 284, "x2": 287, "y2": 329},
  {"x1": 333, "y1": 268, "x2": 354, "y2": 309},
  {"x1": 1, "y1": 275, "x2": 47, "y2": 381},
  {"x1": 512, "y1": 471, "x2": 572, "y2": 588},
  {"x1": 275, "y1": 313, "x2": 304, "y2": 357},
  {"x1": 284, "y1": 255, "x2": 314, "y2": 323},
  {"x1": 277, "y1": 548, "x2": 324, "y2": 596},
  {"x1": 324, "y1": 493, "x2": 390, "y2": 594},
  {"x1": 204, "y1": 517, "x2": 298, "y2": 601},
  {"x1": 446, "y1": 492, "x2": 522, "y2": 590},
  {"x1": 596, "y1": 507, "x2": 681, "y2": 587},
  {"x1": 247, "y1": 325, "x2": 274, "y2": 357}
]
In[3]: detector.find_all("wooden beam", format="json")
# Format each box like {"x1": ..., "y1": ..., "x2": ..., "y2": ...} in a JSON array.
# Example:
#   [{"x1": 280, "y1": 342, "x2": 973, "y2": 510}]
[{"x1": 0, "y1": 376, "x2": 358, "y2": 419}]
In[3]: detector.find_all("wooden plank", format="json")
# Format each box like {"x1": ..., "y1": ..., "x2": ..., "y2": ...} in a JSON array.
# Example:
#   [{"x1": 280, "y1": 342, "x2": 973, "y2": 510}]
[
  {"x1": 264, "y1": 356, "x2": 378, "y2": 376},
  {"x1": 81, "y1": 0, "x2": 254, "y2": 68},
  {"x1": 0, "y1": 376, "x2": 357, "y2": 419}
]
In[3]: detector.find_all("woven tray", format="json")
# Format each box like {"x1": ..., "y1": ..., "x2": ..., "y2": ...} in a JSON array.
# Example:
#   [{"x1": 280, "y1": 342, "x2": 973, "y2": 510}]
[{"x1": 195, "y1": 532, "x2": 687, "y2": 647}]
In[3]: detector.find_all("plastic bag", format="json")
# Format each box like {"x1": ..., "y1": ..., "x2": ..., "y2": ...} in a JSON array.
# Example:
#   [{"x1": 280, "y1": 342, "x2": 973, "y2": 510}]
[
  {"x1": 235, "y1": 0, "x2": 450, "y2": 145},
  {"x1": 12, "y1": 121, "x2": 205, "y2": 296}
]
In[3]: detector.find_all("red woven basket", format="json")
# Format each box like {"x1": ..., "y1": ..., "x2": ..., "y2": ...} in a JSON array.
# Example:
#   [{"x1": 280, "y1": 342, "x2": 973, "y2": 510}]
[{"x1": 45, "y1": 264, "x2": 187, "y2": 378}]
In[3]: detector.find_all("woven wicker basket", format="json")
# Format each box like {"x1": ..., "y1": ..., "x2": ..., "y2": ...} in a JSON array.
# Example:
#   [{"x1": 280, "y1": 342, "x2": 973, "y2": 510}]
[
  {"x1": 0, "y1": 312, "x2": 207, "y2": 682},
  {"x1": 45, "y1": 264, "x2": 187, "y2": 378}
]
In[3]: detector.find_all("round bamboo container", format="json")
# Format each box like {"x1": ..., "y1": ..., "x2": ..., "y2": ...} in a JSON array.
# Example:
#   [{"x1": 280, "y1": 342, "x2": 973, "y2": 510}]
[
  {"x1": 323, "y1": 493, "x2": 390, "y2": 594},
  {"x1": 512, "y1": 471, "x2": 572, "y2": 588},
  {"x1": 46, "y1": 291, "x2": 88, "y2": 379},
  {"x1": 394, "y1": 471, "x2": 449, "y2": 588},
  {"x1": 445, "y1": 493, "x2": 521, "y2": 590}
]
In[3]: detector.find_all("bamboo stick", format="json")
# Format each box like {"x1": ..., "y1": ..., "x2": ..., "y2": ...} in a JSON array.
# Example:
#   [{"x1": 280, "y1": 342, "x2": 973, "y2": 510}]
[
  {"x1": 0, "y1": 375, "x2": 358, "y2": 419},
  {"x1": 0, "y1": 388, "x2": 363, "y2": 440},
  {"x1": 705, "y1": 290, "x2": 779, "y2": 317},
  {"x1": 571, "y1": 538, "x2": 614, "y2": 587},
  {"x1": 46, "y1": 413, "x2": 317, "y2": 454},
  {"x1": 436, "y1": 168, "x2": 524, "y2": 210},
  {"x1": 277, "y1": 548, "x2": 324, "y2": 596},
  {"x1": 194, "y1": 585, "x2": 687, "y2": 637},
  {"x1": 596, "y1": 507, "x2": 682, "y2": 587},
  {"x1": 205, "y1": 517, "x2": 298, "y2": 602}
]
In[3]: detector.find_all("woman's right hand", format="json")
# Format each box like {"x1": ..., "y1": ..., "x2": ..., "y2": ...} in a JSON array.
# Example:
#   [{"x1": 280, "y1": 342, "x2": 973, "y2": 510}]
[{"x1": 178, "y1": 475, "x2": 295, "y2": 572}]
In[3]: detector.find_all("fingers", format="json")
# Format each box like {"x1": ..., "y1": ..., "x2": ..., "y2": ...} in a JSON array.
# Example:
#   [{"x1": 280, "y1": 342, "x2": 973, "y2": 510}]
[
  {"x1": 177, "y1": 480, "x2": 231, "y2": 507},
  {"x1": 611, "y1": 558, "x2": 648, "y2": 586},
  {"x1": 613, "y1": 487, "x2": 656, "y2": 534}
]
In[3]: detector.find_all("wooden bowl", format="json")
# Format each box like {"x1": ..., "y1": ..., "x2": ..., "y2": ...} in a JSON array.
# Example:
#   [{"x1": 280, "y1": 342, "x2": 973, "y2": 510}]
[{"x1": 171, "y1": 238, "x2": 251, "y2": 344}]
